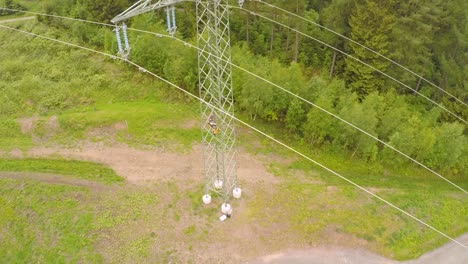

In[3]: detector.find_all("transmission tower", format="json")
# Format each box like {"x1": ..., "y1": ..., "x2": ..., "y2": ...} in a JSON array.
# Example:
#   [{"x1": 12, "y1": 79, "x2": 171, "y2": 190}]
[{"x1": 111, "y1": 0, "x2": 243, "y2": 220}]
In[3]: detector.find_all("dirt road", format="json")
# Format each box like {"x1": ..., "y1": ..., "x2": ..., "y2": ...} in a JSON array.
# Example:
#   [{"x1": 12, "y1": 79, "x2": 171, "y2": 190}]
[{"x1": 250, "y1": 233, "x2": 468, "y2": 264}]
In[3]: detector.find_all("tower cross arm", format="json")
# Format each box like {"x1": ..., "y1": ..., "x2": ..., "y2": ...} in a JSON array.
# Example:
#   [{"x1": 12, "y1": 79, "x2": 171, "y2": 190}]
[{"x1": 111, "y1": 0, "x2": 194, "y2": 24}]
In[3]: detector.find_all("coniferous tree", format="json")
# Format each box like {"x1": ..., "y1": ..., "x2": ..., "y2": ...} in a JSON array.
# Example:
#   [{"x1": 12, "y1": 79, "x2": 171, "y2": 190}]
[
  {"x1": 344, "y1": 0, "x2": 394, "y2": 98},
  {"x1": 388, "y1": 0, "x2": 436, "y2": 91}
]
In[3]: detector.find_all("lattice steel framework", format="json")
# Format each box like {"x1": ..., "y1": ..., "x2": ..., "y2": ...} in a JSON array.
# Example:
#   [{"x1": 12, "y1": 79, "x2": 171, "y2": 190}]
[
  {"x1": 197, "y1": 0, "x2": 238, "y2": 202},
  {"x1": 112, "y1": 0, "x2": 240, "y2": 202}
]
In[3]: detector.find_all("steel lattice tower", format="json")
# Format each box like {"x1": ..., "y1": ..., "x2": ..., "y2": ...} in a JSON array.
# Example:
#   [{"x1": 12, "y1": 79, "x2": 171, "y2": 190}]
[
  {"x1": 112, "y1": 0, "x2": 242, "y2": 211},
  {"x1": 197, "y1": 0, "x2": 238, "y2": 202}
]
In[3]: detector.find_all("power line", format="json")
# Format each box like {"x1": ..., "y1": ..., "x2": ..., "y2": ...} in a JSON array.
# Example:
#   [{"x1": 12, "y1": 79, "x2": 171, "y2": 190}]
[
  {"x1": 0, "y1": 23, "x2": 466, "y2": 250},
  {"x1": 252, "y1": 0, "x2": 468, "y2": 107},
  {"x1": 0, "y1": 7, "x2": 465, "y2": 193},
  {"x1": 125, "y1": 33, "x2": 467, "y2": 195},
  {"x1": 227, "y1": 5, "x2": 468, "y2": 125},
  {"x1": 1, "y1": 6, "x2": 466, "y2": 124}
]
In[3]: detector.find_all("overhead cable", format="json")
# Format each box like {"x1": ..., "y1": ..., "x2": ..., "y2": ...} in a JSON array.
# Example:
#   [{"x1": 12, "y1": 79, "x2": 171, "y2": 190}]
[
  {"x1": 1, "y1": 23, "x2": 466, "y2": 249},
  {"x1": 0, "y1": 7, "x2": 465, "y2": 193},
  {"x1": 251, "y1": 0, "x2": 467, "y2": 107}
]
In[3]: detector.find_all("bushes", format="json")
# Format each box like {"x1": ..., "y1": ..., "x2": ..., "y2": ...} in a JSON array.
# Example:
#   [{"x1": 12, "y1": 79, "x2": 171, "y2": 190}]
[
  {"x1": 230, "y1": 45, "x2": 466, "y2": 173},
  {"x1": 1, "y1": 11, "x2": 465, "y2": 176}
]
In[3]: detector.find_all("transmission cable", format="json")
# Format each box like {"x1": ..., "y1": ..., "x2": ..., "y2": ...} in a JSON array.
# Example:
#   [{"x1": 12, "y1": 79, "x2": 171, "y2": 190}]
[
  {"x1": 0, "y1": 7, "x2": 465, "y2": 193},
  {"x1": 1, "y1": 6, "x2": 467, "y2": 124},
  {"x1": 0, "y1": 23, "x2": 466, "y2": 249},
  {"x1": 226, "y1": 4, "x2": 467, "y2": 124},
  {"x1": 250, "y1": 0, "x2": 468, "y2": 107}
]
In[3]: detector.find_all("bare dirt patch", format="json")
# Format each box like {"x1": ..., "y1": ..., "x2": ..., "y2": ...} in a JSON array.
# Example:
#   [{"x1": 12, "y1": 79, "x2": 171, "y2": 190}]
[
  {"x1": 327, "y1": 185, "x2": 339, "y2": 193},
  {"x1": 46, "y1": 115, "x2": 59, "y2": 132},
  {"x1": 237, "y1": 149, "x2": 282, "y2": 185},
  {"x1": 287, "y1": 169, "x2": 324, "y2": 184},
  {"x1": 27, "y1": 142, "x2": 279, "y2": 186},
  {"x1": 9, "y1": 148, "x2": 24, "y2": 158},
  {"x1": 18, "y1": 141, "x2": 296, "y2": 263},
  {"x1": 86, "y1": 121, "x2": 128, "y2": 140},
  {"x1": 17, "y1": 114, "x2": 60, "y2": 142},
  {"x1": 114, "y1": 121, "x2": 128, "y2": 131},
  {"x1": 18, "y1": 114, "x2": 39, "y2": 134},
  {"x1": 179, "y1": 119, "x2": 197, "y2": 129},
  {"x1": 317, "y1": 225, "x2": 370, "y2": 248}
]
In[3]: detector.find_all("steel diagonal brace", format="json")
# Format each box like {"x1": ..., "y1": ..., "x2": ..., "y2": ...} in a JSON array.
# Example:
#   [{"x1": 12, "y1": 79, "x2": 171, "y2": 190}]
[
  {"x1": 111, "y1": 0, "x2": 246, "y2": 23},
  {"x1": 111, "y1": 0, "x2": 194, "y2": 24}
]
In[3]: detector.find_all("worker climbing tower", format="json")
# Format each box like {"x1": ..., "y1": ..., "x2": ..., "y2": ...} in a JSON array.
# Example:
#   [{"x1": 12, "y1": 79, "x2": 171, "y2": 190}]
[
  {"x1": 111, "y1": 0, "x2": 243, "y2": 218},
  {"x1": 197, "y1": 0, "x2": 241, "y2": 215}
]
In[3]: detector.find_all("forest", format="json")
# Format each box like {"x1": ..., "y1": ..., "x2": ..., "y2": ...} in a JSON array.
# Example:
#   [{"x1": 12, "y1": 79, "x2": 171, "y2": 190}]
[{"x1": 1, "y1": 0, "x2": 467, "y2": 175}]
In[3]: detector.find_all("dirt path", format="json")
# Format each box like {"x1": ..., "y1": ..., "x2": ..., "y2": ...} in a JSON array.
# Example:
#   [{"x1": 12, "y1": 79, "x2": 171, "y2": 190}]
[
  {"x1": 0, "y1": 16, "x2": 35, "y2": 23},
  {"x1": 250, "y1": 234, "x2": 468, "y2": 264},
  {"x1": 23, "y1": 142, "x2": 279, "y2": 186},
  {"x1": 249, "y1": 247, "x2": 395, "y2": 264}
]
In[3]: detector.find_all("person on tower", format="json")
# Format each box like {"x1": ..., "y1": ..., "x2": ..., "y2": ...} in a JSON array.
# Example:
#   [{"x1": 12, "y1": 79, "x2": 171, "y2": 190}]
[{"x1": 208, "y1": 115, "x2": 219, "y2": 135}]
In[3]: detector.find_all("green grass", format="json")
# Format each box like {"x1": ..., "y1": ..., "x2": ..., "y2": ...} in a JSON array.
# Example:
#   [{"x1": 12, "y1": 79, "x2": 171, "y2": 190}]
[
  {"x1": 54, "y1": 101, "x2": 200, "y2": 150},
  {"x1": 0, "y1": 22, "x2": 162, "y2": 119},
  {"x1": 0, "y1": 178, "x2": 102, "y2": 263},
  {"x1": 247, "y1": 177, "x2": 468, "y2": 260},
  {"x1": 0, "y1": 100, "x2": 200, "y2": 152},
  {"x1": 0, "y1": 22, "x2": 200, "y2": 151},
  {"x1": 0, "y1": 158, "x2": 123, "y2": 183},
  {"x1": 0, "y1": 176, "x2": 162, "y2": 263},
  {"x1": 0, "y1": 118, "x2": 33, "y2": 150},
  {"x1": 239, "y1": 118, "x2": 467, "y2": 260}
]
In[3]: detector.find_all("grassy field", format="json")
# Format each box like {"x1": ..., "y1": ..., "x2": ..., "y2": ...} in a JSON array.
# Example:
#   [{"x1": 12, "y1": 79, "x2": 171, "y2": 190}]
[
  {"x1": 49, "y1": 101, "x2": 200, "y2": 150},
  {"x1": 0, "y1": 162, "x2": 228, "y2": 263},
  {"x1": 1, "y1": 154, "x2": 465, "y2": 262},
  {"x1": 0, "y1": 158, "x2": 123, "y2": 183},
  {"x1": 0, "y1": 18, "x2": 466, "y2": 262},
  {"x1": 0, "y1": 158, "x2": 124, "y2": 263},
  {"x1": 241, "y1": 128, "x2": 468, "y2": 260},
  {"x1": 0, "y1": 177, "x2": 101, "y2": 263}
]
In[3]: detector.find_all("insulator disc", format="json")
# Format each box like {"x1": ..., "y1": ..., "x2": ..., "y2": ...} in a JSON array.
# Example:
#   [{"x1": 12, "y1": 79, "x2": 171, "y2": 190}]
[
  {"x1": 202, "y1": 194, "x2": 211, "y2": 205},
  {"x1": 233, "y1": 187, "x2": 242, "y2": 199},
  {"x1": 221, "y1": 203, "x2": 232, "y2": 214},
  {"x1": 214, "y1": 179, "x2": 223, "y2": 189}
]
